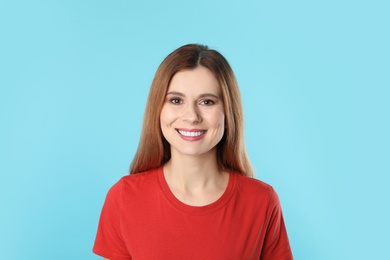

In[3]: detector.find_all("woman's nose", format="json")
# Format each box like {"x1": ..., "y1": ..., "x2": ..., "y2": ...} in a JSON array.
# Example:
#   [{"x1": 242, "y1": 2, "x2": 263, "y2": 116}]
[{"x1": 183, "y1": 103, "x2": 201, "y2": 123}]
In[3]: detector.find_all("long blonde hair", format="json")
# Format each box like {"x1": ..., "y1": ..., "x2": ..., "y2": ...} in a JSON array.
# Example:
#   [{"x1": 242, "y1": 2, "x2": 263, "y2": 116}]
[{"x1": 130, "y1": 44, "x2": 253, "y2": 177}]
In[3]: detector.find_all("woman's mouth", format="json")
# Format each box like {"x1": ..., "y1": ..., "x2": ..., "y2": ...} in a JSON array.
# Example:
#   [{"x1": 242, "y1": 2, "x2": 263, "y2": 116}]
[
  {"x1": 177, "y1": 130, "x2": 206, "y2": 137},
  {"x1": 176, "y1": 129, "x2": 207, "y2": 141}
]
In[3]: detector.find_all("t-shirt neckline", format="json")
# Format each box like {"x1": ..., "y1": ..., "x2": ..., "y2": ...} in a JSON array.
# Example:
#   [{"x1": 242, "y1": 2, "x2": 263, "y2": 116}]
[{"x1": 156, "y1": 166, "x2": 236, "y2": 215}]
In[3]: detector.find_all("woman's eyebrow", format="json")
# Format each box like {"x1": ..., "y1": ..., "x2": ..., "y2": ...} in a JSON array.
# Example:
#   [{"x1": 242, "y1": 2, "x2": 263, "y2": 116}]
[
  {"x1": 166, "y1": 91, "x2": 185, "y2": 96},
  {"x1": 166, "y1": 91, "x2": 220, "y2": 99},
  {"x1": 198, "y1": 93, "x2": 220, "y2": 99}
]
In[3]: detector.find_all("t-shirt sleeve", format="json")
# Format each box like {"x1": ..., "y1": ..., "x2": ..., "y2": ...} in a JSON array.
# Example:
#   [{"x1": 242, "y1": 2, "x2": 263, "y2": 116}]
[
  {"x1": 93, "y1": 179, "x2": 131, "y2": 260},
  {"x1": 260, "y1": 187, "x2": 293, "y2": 260}
]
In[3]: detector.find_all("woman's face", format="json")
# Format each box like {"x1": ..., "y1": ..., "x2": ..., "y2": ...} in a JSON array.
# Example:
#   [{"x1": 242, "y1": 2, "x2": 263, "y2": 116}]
[{"x1": 160, "y1": 66, "x2": 225, "y2": 158}]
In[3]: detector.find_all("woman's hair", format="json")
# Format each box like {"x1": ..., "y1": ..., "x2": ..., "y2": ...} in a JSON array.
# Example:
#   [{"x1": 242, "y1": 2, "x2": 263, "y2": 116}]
[{"x1": 130, "y1": 44, "x2": 253, "y2": 177}]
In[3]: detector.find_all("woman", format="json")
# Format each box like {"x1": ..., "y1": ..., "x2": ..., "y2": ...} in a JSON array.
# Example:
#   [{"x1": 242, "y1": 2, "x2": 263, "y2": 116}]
[{"x1": 93, "y1": 44, "x2": 293, "y2": 259}]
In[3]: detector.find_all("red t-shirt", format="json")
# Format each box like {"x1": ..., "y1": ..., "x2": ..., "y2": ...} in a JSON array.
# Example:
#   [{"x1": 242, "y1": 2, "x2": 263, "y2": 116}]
[{"x1": 93, "y1": 167, "x2": 293, "y2": 259}]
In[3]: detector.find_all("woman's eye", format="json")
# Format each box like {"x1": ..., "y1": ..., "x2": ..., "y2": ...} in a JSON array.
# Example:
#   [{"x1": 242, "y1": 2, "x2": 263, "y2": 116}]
[
  {"x1": 200, "y1": 99, "x2": 215, "y2": 105},
  {"x1": 170, "y1": 98, "x2": 182, "y2": 104}
]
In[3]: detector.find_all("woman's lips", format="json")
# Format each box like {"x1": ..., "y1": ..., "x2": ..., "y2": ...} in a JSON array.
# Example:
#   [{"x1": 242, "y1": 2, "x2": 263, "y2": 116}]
[{"x1": 176, "y1": 129, "x2": 206, "y2": 141}]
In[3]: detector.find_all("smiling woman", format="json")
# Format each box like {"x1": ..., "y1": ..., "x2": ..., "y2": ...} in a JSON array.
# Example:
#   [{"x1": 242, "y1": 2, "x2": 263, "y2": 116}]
[
  {"x1": 160, "y1": 67, "x2": 225, "y2": 159},
  {"x1": 129, "y1": 44, "x2": 252, "y2": 176},
  {"x1": 92, "y1": 44, "x2": 293, "y2": 259}
]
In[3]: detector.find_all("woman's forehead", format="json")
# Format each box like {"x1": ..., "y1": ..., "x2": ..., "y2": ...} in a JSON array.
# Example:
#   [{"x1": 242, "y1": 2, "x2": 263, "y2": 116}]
[{"x1": 168, "y1": 67, "x2": 221, "y2": 96}]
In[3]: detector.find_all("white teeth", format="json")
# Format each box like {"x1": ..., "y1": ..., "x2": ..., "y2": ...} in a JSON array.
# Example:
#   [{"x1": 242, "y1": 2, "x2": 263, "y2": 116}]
[{"x1": 178, "y1": 130, "x2": 204, "y2": 137}]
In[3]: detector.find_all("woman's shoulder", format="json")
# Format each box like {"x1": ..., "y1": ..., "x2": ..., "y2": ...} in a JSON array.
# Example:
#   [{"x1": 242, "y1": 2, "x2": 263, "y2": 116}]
[
  {"x1": 233, "y1": 173, "x2": 279, "y2": 202},
  {"x1": 120, "y1": 167, "x2": 160, "y2": 185},
  {"x1": 108, "y1": 167, "x2": 161, "y2": 196},
  {"x1": 234, "y1": 173, "x2": 272, "y2": 189}
]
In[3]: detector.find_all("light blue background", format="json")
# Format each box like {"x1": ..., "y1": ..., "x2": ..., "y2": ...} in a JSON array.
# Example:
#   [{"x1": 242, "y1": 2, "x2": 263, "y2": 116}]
[{"x1": 1, "y1": 0, "x2": 389, "y2": 259}]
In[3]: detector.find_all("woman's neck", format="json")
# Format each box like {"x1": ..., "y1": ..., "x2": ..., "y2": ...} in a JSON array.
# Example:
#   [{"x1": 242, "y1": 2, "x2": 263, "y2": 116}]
[{"x1": 163, "y1": 148, "x2": 229, "y2": 205}]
